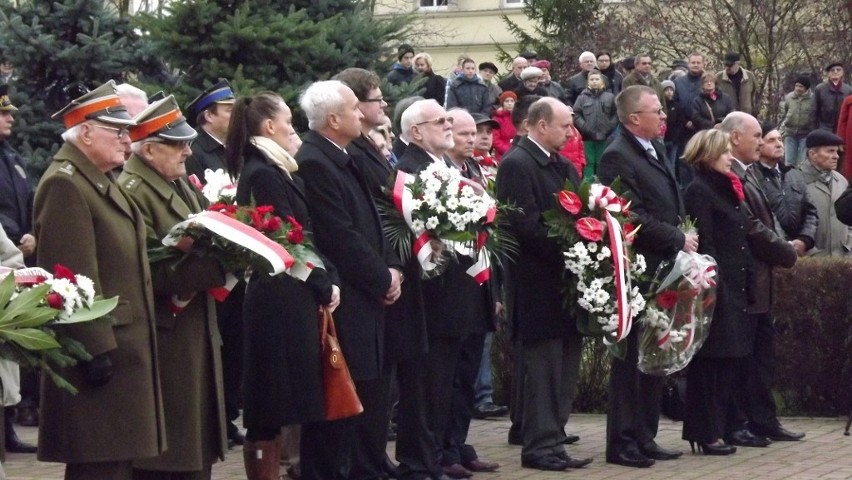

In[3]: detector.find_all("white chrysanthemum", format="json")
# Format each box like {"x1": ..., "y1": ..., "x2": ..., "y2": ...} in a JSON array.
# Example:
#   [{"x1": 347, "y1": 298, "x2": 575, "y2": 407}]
[
  {"x1": 76, "y1": 275, "x2": 96, "y2": 305},
  {"x1": 445, "y1": 196, "x2": 459, "y2": 210},
  {"x1": 632, "y1": 254, "x2": 647, "y2": 274},
  {"x1": 594, "y1": 289, "x2": 610, "y2": 305},
  {"x1": 425, "y1": 217, "x2": 440, "y2": 230},
  {"x1": 411, "y1": 219, "x2": 425, "y2": 232},
  {"x1": 587, "y1": 242, "x2": 598, "y2": 253}
]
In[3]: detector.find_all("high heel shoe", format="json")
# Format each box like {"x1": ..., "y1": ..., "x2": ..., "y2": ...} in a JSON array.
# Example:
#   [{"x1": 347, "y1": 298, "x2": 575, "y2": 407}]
[{"x1": 688, "y1": 440, "x2": 737, "y2": 456}]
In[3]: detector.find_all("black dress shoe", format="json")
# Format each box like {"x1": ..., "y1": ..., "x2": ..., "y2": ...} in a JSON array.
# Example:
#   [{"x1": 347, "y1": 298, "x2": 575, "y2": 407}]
[
  {"x1": 462, "y1": 458, "x2": 499, "y2": 472},
  {"x1": 226, "y1": 420, "x2": 245, "y2": 446},
  {"x1": 606, "y1": 450, "x2": 655, "y2": 468},
  {"x1": 441, "y1": 463, "x2": 472, "y2": 479},
  {"x1": 639, "y1": 441, "x2": 683, "y2": 460},
  {"x1": 507, "y1": 428, "x2": 523, "y2": 446},
  {"x1": 16, "y1": 406, "x2": 38, "y2": 427},
  {"x1": 726, "y1": 428, "x2": 770, "y2": 447},
  {"x1": 751, "y1": 424, "x2": 805, "y2": 442},
  {"x1": 521, "y1": 454, "x2": 569, "y2": 471},
  {"x1": 554, "y1": 451, "x2": 593, "y2": 468},
  {"x1": 563, "y1": 433, "x2": 580, "y2": 444},
  {"x1": 5, "y1": 433, "x2": 37, "y2": 453},
  {"x1": 472, "y1": 402, "x2": 509, "y2": 419}
]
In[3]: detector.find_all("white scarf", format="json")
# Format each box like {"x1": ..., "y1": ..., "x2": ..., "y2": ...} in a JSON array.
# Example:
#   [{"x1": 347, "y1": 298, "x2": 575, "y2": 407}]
[{"x1": 250, "y1": 136, "x2": 299, "y2": 179}]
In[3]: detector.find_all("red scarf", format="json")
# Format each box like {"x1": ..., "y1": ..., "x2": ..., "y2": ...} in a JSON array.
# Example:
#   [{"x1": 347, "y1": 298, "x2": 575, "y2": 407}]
[
  {"x1": 726, "y1": 171, "x2": 745, "y2": 201},
  {"x1": 707, "y1": 90, "x2": 717, "y2": 101}
]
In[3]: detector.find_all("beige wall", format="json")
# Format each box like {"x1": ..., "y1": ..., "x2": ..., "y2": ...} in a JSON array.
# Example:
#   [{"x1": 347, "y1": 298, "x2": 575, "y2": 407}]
[{"x1": 374, "y1": 0, "x2": 535, "y2": 78}]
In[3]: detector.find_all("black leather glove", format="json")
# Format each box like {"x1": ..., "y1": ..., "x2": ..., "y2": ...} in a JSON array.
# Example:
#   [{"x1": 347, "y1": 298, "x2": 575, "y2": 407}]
[
  {"x1": 306, "y1": 268, "x2": 333, "y2": 305},
  {"x1": 83, "y1": 353, "x2": 113, "y2": 387}
]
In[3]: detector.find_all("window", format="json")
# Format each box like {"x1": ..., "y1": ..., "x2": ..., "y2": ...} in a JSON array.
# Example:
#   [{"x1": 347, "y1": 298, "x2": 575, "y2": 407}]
[
  {"x1": 504, "y1": 0, "x2": 525, "y2": 7},
  {"x1": 419, "y1": 0, "x2": 448, "y2": 8}
]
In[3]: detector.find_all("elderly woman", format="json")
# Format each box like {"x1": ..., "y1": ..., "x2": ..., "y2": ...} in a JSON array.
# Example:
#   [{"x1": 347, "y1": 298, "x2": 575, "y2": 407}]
[
  {"x1": 690, "y1": 72, "x2": 734, "y2": 131},
  {"x1": 681, "y1": 129, "x2": 750, "y2": 456},
  {"x1": 413, "y1": 52, "x2": 446, "y2": 106},
  {"x1": 119, "y1": 95, "x2": 228, "y2": 480},
  {"x1": 224, "y1": 92, "x2": 340, "y2": 480}
]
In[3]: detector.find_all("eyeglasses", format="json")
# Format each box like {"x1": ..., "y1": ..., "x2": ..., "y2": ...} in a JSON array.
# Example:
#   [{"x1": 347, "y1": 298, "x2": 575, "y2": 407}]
[
  {"x1": 362, "y1": 97, "x2": 386, "y2": 103},
  {"x1": 92, "y1": 123, "x2": 129, "y2": 138},
  {"x1": 147, "y1": 138, "x2": 194, "y2": 149},
  {"x1": 415, "y1": 117, "x2": 454, "y2": 127},
  {"x1": 632, "y1": 108, "x2": 665, "y2": 116}
]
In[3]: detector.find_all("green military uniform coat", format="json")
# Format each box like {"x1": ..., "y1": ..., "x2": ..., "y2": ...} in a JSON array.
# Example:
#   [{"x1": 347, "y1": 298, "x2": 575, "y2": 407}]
[
  {"x1": 119, "y1": 154, "x2": 228, "y2": 471},
  {"x1": 34, "y1": 142, "x2": 166, "y2": 463}
]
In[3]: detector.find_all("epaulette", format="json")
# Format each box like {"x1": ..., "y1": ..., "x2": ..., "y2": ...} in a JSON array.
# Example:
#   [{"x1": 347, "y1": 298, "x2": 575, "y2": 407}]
[
  {"x1": 123, "y1": 176, "x2": 141, "y2": 190},
  {"x1": 57, "y1": 162, "x2": 75, "y2": 176}
]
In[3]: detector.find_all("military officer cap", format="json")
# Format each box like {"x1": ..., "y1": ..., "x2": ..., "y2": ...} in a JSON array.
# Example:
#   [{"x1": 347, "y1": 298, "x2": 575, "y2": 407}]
[
  {"x1": 148, "y1": 90, "x2": 166, "y2": 103},
  {"x1": 0, "y1": 85, "x2": 17, "y2": 112},
  {"x1": 51, "y1": 79, "x2": 135, "y2": 128},
  {"x1": 805, "y1": 130, "x2": 843, "y2": 149},
  {"x1": 185, "y1": 79, "x2": 236, "y2": 127},
  {"x1": 129, "y1": 95, "x2": 197, "y2": 143}
]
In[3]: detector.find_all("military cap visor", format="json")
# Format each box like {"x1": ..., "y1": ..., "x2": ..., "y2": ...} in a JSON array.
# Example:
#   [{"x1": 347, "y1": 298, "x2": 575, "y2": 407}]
[
  {"x1": 129, "y1": 95, "x2": 197, "y2": 143},
  {"x1": 0, "y1": 85, "x2": 17, "y2": 111},
  {"x1": 186, "y1": 80, "x2": 236, "y2": 123},
  {"x1": 52, "y1": 80, "x2": 135, "y2": 128}
]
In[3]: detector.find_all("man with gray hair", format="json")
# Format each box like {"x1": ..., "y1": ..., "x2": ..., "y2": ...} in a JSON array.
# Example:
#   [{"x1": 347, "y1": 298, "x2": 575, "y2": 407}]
[
  {"x1": 116, "y1": 83, "x2": 149, "y2": 162},
  {"x1": 297, "y1": 80, "x2": 404, "y2": 480},
  {"x1": 565, "y1": 51, "x2": 599, "y2": 105},
  {"x1": 34, "y1": 80, "x2": 164, "y2": 479}
]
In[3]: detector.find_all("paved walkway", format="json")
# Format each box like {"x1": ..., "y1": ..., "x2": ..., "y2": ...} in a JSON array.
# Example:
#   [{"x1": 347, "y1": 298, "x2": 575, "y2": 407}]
[{"x1": 4, "y1": 415, "x2": 852, "y2": 479}]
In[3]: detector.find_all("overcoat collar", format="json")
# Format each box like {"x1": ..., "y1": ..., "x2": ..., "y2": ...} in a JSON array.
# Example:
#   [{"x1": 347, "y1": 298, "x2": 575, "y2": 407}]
[
  {"x1": 123, "y1": 154, "x2": 200, "y2": 218},
  {"x1": 53, "y1": 142, "x2": 136, "y2": 221},
  {"x1": 246, "y1": 145, "x2": 306, "y2": 202},
  {"x1": 303, "y1": 130, "x2": 353, "y2": 169}
]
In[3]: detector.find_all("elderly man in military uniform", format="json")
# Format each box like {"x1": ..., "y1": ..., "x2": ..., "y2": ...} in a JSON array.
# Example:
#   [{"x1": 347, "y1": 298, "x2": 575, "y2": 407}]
[
  {"x1": 184, "y1": 78, "x2": 244, "y2": 447},
  {"x1": 119, "y1": 95, "x2": 228, "y2": 480},
  {"x1": 34, "y1": 80, "x2": 164, "y2": 479}
]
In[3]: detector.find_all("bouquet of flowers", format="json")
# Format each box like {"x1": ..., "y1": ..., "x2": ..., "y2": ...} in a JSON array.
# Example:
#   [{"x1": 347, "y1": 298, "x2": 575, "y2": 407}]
[
  {"x1": 379, "y1": 161, "x2": 517, "y2": 282},
  {"x1": 0, "y1": 265, "x2": 119, "y2": 393},
  {"x1": 187, "y1": 168, "x2": 237, "y2": 204},
  {"x1": 544, "y1": 180, "x2": 646, "y2": 354},
  {"x1": 638, "y1": 250, "x2": 718, "y2": 376}
]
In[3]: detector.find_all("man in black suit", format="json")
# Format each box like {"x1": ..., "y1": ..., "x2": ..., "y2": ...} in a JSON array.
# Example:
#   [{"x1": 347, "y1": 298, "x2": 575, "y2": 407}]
[
  {"x1": 297, "y1": 80, "x2": 404, "y2": 480},
  {"x1": 495, "y1": 97, "x2": 592, "y2": 472},
  {"x1": 334, "y1": 68, "x2": 432, "y2": 480},
  {"x1": 597, "y1": 85, "x2": 697, "y2": 468},
  {"x1": 184, "y1": 79, "x2": 236, "y2": 179}
]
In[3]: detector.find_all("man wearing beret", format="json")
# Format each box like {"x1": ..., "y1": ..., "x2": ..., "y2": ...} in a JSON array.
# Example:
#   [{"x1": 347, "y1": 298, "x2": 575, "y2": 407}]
[
  {"x1": 120, "y1": 95, "x2": 228, "y2": 479},
  {"x1": 478, "y1": 62, "x2": 502, "y2": 109},
  {"x1": 34, "y1": 80, "x2": 164, "y2": 479},
  {"x1": 800, "y1": 130, "x2": 852, "y2": 256},
  {"x1": 811, "y1": 62, "x2": 852, "y2": 133}
]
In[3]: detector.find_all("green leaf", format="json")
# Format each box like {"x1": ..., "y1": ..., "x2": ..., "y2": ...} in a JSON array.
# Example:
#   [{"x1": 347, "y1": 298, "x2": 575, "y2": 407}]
[
  {"x1": 0, "y1": 284, "x2": 51, "y2": 326},
  {"x1": 2, "y1": 327, "x2": 61, "y2": 350},
  {"x1": 63, "y1": 296, "x2": 119, "y2": 324},
  {"x1": 0, "y1": 274, "x2": 16, "y2": 307},
  {"x1": 0, "y1": 307, "x2": 60, "y2": 329}
]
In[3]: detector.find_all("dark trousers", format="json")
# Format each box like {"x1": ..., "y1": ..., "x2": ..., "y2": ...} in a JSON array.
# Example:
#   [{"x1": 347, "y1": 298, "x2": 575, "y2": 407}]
[
  {"x1": 424, "y1": 337, "x2": 464, "y2": 466},
  {"x1": 682, "y1": 356, "x2": 738, "y2": 443},
  {"x1": 395, "y1": 355, "x2": 442, "y2": 479},
  {"x1": 725, "y1": 357, "x2": 752, "y2": 436},
  {"x1": 744, "y1": 313, "x2": 779, "y2": 430},
  {"x1": 217, "y1": 285, "x2": 244, "y2": 426},
  {"x1": 606, "y1": 329, "x2": 664, "y2": 456},
  {"x1": 132, "y1": 466, "x2": 212, "y2": 480},
  {"x1": 65, "y1": 461, "x2": 133, "y2": 480},
  {"x1": 508, "y1": 336, "x2": 524, "y2": 439},
  {"x1": 520, "y1": 334, "x2": 582, "y2": 460},
  {"x1": 301, "y1": 377, "x2": 387, "y2": 480},
  {"x1": 442, "y1": 332, "x2": 487, "y2": 465}
]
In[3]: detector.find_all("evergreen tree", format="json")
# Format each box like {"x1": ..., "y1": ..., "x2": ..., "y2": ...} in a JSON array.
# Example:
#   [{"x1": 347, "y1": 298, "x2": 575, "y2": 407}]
[
  {"x1": 137, "y1": 0, "x2": 413, "y2": 125},
  {"x1": 0, "y1": 0, "x2": 163, "y2": 179}
]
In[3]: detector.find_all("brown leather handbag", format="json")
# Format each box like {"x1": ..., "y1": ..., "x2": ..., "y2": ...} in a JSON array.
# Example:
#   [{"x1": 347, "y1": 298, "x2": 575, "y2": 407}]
[{"x1": 320, "y1": 307, "x2": 364, "y2": 420}]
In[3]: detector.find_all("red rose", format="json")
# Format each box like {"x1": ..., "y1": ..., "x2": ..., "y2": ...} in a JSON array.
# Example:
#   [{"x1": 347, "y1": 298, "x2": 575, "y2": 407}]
[
  {"x1": 575, "y1": 217, "x2": 604, "y2": 242},
  {"x1": 46, "y1": 292, "x2": 64, "y2": 310},
  {"x1": 255, "y1": 205, "x2": 275, "y2": 216},
  {"x1": 656, "y1": 290, "x2": 678, "y2": 310},
  {"x1": 208, "y1": 202, "x2": 228, "y2": 212},
  {"x1": 286, "y1": 216, "x2": 303, "y2": 232},
  {"x1": 287, "y1": 229, "x2": 305, "y2": 244},
  {"x1": 267, "y1": 216, "x2": 283, "y2": 232},
  {"x1": 53, "y1": 264, "x2": 77, "y2": 284},
  {"x1": 558, "y1": 190, "x2": 582, "y2": 216}
]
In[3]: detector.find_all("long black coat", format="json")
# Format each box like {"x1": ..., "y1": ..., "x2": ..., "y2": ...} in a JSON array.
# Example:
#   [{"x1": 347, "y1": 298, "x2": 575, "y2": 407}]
[
  {"x1": 0, "y1": 141, "x2": 33, "y2": 245},
  {"x1": 685, "y1": 169, "x2": 753, "y2": 358},
  {"x1": 598, "y1": 127, "x2": 685, "y2": 276},
  {"x1": 396, "y1": 143, "x2": 491, "y2": 339},
  {"x1": 495, "y1": 136, "x2": 581, "y2": 342},
  {"x1": 689, "y1": 90, "x2": 734, "y2": 131},
  {"x1": 350, "y1": 135, "x2": 428, "y2": 363},
  {"x1": 298, "y1": 131, "x2": 399, "y2": 381},
  {"x1": 186, "y1": 129, "x2": 226, "y2": 180},
  {"x1": 236, "y1": 146, "x2": 337, "y2": 427}
]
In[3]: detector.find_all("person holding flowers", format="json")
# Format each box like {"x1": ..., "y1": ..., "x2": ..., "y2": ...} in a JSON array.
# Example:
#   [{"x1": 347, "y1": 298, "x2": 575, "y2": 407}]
[
  {"x1": 224, "y1": 92, "x2": 341, "y2": 480},
  {"x1": 495, "y1": 97, "x2": 591, "y2": 472},
  {"x1": 34, "y1": 80, "x2": 164, "y2": 479},
  {"x1": 118, "y1": 95, "x2": 229, "y2": 479},
  {"x1": 597, "y1": 85, "x2": 696, "y2": 468},
  {"x1": 679, "y1": 129, "x2": 750, "y2": 456}
]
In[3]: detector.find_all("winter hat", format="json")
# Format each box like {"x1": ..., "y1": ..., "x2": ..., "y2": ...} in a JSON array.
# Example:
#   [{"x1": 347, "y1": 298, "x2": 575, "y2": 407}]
[
  {"x1": 662, "y1": 80, "x2": 675, "y2": 91},
  {"x1": 532, "y1": 60, "x2": 552, "y2": 70},
  {"x1": 794, "y1": 75, "x2": 811, "y2": 89},
  {"x1": 520, "y1": 67, "x2": 544, "y2": 81},
  {"x1": 397, "y1": 44, "x2": 415, "y2": 61},
  {"x1": 499, "y1": 91, "x2": 518, "y2": 105}
]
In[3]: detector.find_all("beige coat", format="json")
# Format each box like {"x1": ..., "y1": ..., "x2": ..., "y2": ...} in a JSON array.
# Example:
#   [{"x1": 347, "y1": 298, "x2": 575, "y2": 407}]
[
  {"x1": 34, "y1": 142, "x2": 165, "y2": 463},
  {"x1": 716, "y1": 68, "x2": 756, "y2": 115},
  {"x1": 801, "y1": 163, "x2": 852, "y2": 256},
  {"x1": 119, "y1": 154, "x2": 227, "y2": 471}
]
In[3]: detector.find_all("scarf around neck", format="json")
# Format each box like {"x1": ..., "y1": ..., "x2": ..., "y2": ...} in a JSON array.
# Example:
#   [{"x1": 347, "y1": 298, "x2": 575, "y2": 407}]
[{"x1": 250, "y1": 136, "x2": 299, "y2": 179}]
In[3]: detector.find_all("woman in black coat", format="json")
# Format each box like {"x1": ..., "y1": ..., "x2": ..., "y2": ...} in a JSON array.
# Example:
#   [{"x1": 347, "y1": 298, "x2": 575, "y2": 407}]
[
  {"x1": 681, "y1": 129, "x2": 751, "y2": 456},
  {"x1": 413, "y1": 52, "x2": 447, "y2": 107},
  {"x1": 225, "y1": 92, "x2": 340, "y2": 479},
  {"x1": 689, "y1": 72, "x2": 735, "y2": 131}
]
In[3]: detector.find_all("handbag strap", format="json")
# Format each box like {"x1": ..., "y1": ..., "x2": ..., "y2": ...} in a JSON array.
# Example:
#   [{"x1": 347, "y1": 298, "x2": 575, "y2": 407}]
[
  {"x1": 320, "y1": 306, "x2": 338, "y2": 346},
  {"x1": 704, "y1": 101, "x2": 715, "y2": 124}
]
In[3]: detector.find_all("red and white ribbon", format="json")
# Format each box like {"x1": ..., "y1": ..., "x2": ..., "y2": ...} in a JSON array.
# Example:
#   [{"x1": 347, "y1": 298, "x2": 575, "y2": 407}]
[
  {"x1": 392, "y1": 171, "x2": 440, "y2": 273},
  {"x1": 604, "y1": 211, "x2": 633, "y2": 342}
]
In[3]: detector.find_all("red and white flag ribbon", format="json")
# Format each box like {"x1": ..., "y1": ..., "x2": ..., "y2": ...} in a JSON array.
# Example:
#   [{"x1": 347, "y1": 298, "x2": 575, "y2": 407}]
[
  {"x1": 392, "y1": 171, "x2": 439, "y2": 273},
  {"x1": 604, "y1": 210, "x2": 633, "y2": 342}
]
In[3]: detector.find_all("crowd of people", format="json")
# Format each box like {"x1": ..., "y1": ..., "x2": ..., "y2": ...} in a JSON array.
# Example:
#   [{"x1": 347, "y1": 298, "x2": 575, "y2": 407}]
[{"x1": 0, "y1": 44, "x2": 849, "y2": 480}]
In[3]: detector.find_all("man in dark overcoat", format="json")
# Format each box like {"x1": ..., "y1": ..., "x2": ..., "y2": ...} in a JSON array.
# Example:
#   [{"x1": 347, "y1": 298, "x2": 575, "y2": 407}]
[
  {"x1": 597, "y1": 85, "x2": 697, "y2": 468},
  {"x1": 34, "y1": 80, "x2": 165, "y2": 479},
  {"x1": 496, "y1": 97, "x2": 591, "y2": 471},
  {"x1": 119, "y1": 95, "x2": 228, "y2": 479},
  {"x1": 297, "y1": 80, "x2": 403, "y2": 480}
]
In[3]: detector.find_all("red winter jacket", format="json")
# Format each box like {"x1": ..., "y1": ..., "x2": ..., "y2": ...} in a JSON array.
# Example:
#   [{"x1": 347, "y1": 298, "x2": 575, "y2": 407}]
[
  {"x1": 560, "y1": 125, "x2": 585, "y2": 177},
  {"x1": 492, "y1": 109, "x2": 516, "y2": 161}
]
